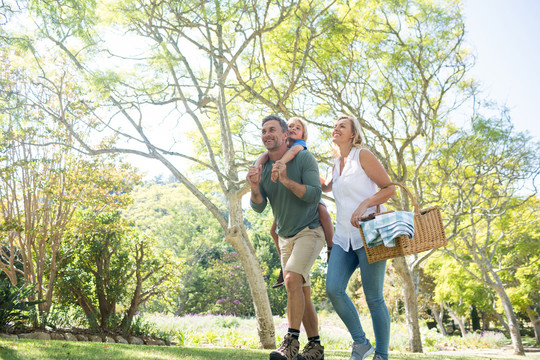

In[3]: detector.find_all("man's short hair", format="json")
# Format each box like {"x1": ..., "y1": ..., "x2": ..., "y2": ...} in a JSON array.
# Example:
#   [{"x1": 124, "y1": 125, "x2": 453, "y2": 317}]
[{"x1": 262, "y1": 115, "x2": 288, "y2": 133}]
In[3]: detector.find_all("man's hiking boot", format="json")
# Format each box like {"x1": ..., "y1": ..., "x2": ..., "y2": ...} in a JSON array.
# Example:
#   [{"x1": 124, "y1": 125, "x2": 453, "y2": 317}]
[
  {"x1": 269, "y1": 333, "x2": 300, "y2": 360},
  {"x1": 272, "y1": 268, "x2": 285, "y2": 289},
  {"x1": 298, "y1": 340, "x2": 324, "y2": 360}
]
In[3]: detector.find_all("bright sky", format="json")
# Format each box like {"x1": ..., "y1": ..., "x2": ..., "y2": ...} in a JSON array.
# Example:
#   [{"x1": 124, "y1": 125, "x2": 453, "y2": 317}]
[{"x1": 463, "y1": 0, "x2": 540, "y2": 141}]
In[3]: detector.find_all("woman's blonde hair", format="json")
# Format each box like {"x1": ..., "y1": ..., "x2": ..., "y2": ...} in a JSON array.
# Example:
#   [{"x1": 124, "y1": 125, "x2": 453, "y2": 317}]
[
  {"x1": 333, "y1": 115, "x2": 365, "y2": 158},
  {"x1": 288, "y1": 117, "x2": 308, "y2": 141}
]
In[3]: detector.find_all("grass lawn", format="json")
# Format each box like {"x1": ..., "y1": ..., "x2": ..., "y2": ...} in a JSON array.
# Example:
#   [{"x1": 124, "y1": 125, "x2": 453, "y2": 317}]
[
  {"x1": 1, "y1": 339, "x2": 539, "y2": 360},
  {"x1": 2, "y1": 314, "x2": 538, "y2": 359}
]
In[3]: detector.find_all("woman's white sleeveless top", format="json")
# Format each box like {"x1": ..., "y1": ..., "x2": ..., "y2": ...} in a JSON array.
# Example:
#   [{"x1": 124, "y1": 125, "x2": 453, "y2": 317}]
[{"x1": 332, "y1": 147, "x2": 384, "y2": 251}]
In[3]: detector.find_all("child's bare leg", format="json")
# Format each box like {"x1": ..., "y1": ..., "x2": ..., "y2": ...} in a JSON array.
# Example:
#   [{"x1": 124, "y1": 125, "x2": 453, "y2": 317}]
[
  {"x1": 318, "y1": 203, "x2": 334, "y2": 261},
  {"x1": 270, "y1": 220, "x2": 284, "y2": 288},
  {"x1": 270, "y1": 220, "x2": 280, "y2": 256}
]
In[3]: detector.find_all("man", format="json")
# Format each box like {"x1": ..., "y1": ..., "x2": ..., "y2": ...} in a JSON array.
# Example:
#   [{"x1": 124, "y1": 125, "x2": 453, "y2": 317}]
[{"x1": 247, "y1": 115, "x2": 328, "y2": 360}]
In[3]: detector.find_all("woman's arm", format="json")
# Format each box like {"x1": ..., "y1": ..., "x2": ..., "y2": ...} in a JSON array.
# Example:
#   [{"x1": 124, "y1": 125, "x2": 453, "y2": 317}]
[
  {"x1": 349, "y1": 150, "x2": 396, "y2": 227},
  {"x1": 320, "y1": 174, "x2": 333, "y2": 192}
]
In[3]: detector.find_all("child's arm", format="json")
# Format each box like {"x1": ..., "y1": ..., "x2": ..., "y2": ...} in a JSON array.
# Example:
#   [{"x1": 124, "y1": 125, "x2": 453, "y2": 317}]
[
  {"x1": 254, "y1": 151, "x2": 269, "y2": 168},
  {"x1": 271, "y1": 144, "x2": 305, "y2": 182},
  {"x1": 277, "y1": 144, "x2": 305, "y2": 165}
]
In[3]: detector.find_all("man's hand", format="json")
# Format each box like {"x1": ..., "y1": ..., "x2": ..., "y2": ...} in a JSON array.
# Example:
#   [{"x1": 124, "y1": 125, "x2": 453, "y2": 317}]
[
  {"x1": 247, "y1": 165, "x2": 264, "y2": 205},
  {"x1": 271, "y1": 160, "x2": 283, "y2": 183},
  {"x1": 271, "y1": 170, "x2": 279, "y2": 183},
  {"x1": 272, "y1": 161, "x2": 287, "y2": 182},
  {"x1": 272, "y1": 161, "x2": 308, "y2": 199},
  {"x1": 247, "y1": 165, "x2": 262, "y2": 188}
]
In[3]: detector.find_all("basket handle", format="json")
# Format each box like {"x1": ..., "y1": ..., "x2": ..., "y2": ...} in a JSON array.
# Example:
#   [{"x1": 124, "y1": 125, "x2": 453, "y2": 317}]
[{"x1": 380, "y1": 182, "x2": 420, "y2": 214}]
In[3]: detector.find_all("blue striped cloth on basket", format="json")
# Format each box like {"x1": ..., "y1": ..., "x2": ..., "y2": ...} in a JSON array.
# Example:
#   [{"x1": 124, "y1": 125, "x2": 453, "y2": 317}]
[{"x1": 360, "y1": 211, "x2": 415, "y2": 248}]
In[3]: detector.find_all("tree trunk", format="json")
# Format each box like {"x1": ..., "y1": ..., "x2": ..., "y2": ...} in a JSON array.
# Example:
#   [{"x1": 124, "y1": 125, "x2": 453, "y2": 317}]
[
  {"x1": 226, "y1": 198, "x2": 275, "y2": 349},
  {"x1": 42, "y1": 254, "x2": 58, "y2": 315},
  {"x1": 491, "y1": 284, "x2": 525, "y2": 355},
  {"x1": 527, "y1": 307, "x2": 540, "y2": 344},
  {"x1": 124, "y1": 276, "x2": 143, "y2": 331},
  {"x1": 96, "y1": 277, "x2": 115, "y2": 329},
  {"x1": 430, "y1": 303, "x2": 447, "y2": 336},
  {"x1": 492, "y1": 310, "x2": 510, "y2": 334},
  {"x1": 392, "y1": 257, "x2": 422, "y2": 352},
  {"x1": 150, "y1": 150, "x2": 276, "y2": 348},
  {"x1": 445, "y1": 305, "x2": 466, "y2": 336},
  {"x1": 124, "y1": 240, "x2": 145, "y2": 331},
  {"x1": 0, "y1": 243, "x2": 20, "y2": 286},
  {"x1": 481, "y1": 311, "x2": 488, "y2": 331},
  {"x1": 76, "y1": 292, "x2": 100, "y2": 329}
]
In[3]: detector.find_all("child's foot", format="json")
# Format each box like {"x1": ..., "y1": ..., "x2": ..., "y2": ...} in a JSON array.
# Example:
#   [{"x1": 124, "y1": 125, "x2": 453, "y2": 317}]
[{"x1": 272, "y1": 268, "x2": 284, "y2": 289}]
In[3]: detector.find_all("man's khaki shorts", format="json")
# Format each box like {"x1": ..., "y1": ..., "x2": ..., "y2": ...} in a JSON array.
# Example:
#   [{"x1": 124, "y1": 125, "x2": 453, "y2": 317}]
[{"x1": 278, "y1": 226, "x2": 324, "y2": 287}]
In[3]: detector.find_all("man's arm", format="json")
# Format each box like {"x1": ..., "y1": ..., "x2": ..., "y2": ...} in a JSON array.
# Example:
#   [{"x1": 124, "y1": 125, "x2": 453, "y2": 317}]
[
  {"x1": 273, "y1": 152, "x2": 321, "y2": 203},
  {"x1": 247, "y1": 165, "x2": 267, "y2": 212},
  {"x1": 274, "y1": 161, "x2": 306, "y2": 198}
]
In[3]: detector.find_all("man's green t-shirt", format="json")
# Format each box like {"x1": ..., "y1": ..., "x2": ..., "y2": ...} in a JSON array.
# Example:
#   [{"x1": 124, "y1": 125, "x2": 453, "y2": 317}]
[{"x1": 250, "y1": 151, "x2": 321, "y2": 237}]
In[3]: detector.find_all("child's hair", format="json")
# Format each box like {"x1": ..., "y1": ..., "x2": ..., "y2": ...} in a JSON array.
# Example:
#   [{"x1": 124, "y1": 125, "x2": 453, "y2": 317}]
[{"x1": 288, "y1": 117, "x2": 308, "y2": 141}]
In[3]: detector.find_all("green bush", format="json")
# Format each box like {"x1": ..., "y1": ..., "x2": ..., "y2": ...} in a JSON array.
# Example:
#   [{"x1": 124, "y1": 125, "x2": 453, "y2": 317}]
[
  {"x1": 216, "y1": 316, "x2": 240, "y2": 329},
  {"x1": 129, "y1": 314, "x2": 157, "y2": 336},
  {"x1": 31, "y1": 303, "x2": 89, "y2": 331},
  {"x1": 0, "y1": 278, "x2": 42, "y2": 332}
]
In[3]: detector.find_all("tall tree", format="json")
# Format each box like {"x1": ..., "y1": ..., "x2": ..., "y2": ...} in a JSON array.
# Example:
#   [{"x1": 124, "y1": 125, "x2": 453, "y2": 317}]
[
  {"x1": 58, "y1": 210, "x2": 133, "y2": 329},
  {"x1": 124, "y1": 182, "x2": 225, "y2": 314},
  {"x1": 433, "y1": 109, "x2": 539, "y2": 355},
  {"x1": 426, "y1": 255, "x2": 497, "y2": 336},
  {"x1": 298, "y1": 0, "x2": 472, "y2": 351},
  {"x1": 496, "y1": 197, "x2": 540, "y2": 344},
  {"x1": 57, "y1": 208, "x2": 178, "y2": 330},
  {"x1": 0, "y1": 120, "x2": 139, "y2": 323},
  {"x1": 1, "y1": 45, "x2": 141, "y2": 320},
  {"x1": 17, "y1": 0, "x2": 339, "y2": 347}
]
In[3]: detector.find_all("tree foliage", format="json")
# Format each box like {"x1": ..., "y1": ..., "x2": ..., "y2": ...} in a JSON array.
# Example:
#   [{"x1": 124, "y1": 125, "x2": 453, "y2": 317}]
[
  {"x1": 124, "y1": 183, "x2": 289, "y2": 316},
  {"x1": 284, "y1": 0, "x2": 474, "y2": 351},
  {"x1": 0, "y1": 278, "x2": 42, "y2": 332},
  {"x1": 57, "y1": 210, "x2": 133, "y2": 329},
  {"x1": 1, "y1": 0, "x2": 539, "y2": 351},
  {"x1": 429, "y1": 106, "x2": 540, "y2": 353},
  {"x1": 56, "y1": 208, "x2": 180, "y2": 331}
]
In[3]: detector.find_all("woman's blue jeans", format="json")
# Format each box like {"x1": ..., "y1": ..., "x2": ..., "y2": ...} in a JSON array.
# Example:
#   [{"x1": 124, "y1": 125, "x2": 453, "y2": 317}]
[{"x1": 326, "y1": 244, "x2": 390, "y2": 359}]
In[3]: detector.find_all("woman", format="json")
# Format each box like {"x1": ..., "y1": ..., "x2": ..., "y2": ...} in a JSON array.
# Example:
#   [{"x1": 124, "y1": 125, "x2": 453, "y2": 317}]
[{"x1": 323, "y1": 115, "x2": 395, "y2": 360}]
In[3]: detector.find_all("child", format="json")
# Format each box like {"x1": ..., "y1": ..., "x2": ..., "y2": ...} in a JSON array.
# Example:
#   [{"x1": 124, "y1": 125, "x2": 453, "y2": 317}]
[{"x1": 254, "y1": 117, "x2": 334, "y2": 288}]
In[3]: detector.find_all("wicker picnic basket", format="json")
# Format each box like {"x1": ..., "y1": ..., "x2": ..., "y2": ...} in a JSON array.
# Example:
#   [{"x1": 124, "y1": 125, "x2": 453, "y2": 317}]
[{"x1": 359, "y1": 182, "x2": 447, "y2": 263}]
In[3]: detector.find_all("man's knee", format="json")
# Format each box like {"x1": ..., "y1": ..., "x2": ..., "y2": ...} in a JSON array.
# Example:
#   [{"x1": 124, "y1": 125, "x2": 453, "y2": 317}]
[{"x1": 284, "y1": 271, "x2": 304, "y2": 290}]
